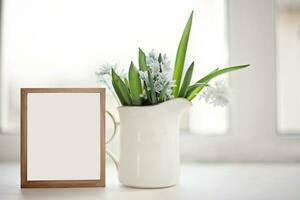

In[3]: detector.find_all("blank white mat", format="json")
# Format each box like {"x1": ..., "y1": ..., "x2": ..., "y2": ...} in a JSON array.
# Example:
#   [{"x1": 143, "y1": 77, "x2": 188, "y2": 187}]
[{"x1": 27, "y1": 93, "x2": 101, "y2": 180}]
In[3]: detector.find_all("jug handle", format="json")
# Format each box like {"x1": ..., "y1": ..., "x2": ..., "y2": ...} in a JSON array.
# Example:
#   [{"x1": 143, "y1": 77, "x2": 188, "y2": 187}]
[{"x1": 105, "y1": 110, "x2": 120, "y2": 170}]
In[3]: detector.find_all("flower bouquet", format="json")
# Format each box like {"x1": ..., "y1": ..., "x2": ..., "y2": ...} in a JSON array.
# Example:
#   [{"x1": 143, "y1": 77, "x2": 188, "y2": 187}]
[{"x1": 96, "y1": 11, "x2": 249, "y2": 107}]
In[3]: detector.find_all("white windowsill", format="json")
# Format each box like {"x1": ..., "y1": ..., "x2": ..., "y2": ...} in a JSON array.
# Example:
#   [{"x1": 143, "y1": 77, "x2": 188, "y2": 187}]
[{"x1": 1, "y1": 162, "x2": 300, "y2": 199}]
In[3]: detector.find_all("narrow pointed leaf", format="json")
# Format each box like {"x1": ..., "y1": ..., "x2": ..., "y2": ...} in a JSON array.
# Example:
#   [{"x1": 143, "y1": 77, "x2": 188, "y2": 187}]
[
  {"x1": 111, "y1": 69, "x2": 132, "y2": 105},
  {"x1": 195, "y1": 64, "x2": 249, "y2": 85},
  {"x1": 138, "y1": 48, "x2": 150, "y2": 100},
  {"x1": 129, "y1": 62, "x2": 142, "y2": 105},
  {"x1": 111, "y1": 79, "x2": 126, "y2": 105},
  {"x1": 159, "y1": 84, "x2": 168, "y2": 102},
  {"x1": 187, "y1": 68, "x2": 219, "y2": 94},
  {"x1": 158, "y1": 53, "x2": 162, "y2": 71},
  {"x1": 138, "y1": 48, "x2": 147, "y2": 71},
  {"x1": 178, "y1": 62, "x2": 194, "y2": 97},
  {"x1": 145, "y1": 89, "x2": 151, "y2": 103},
  {"x1": 173, "y1": 11, "x2": 193, "y2": 97},
  {"x1": 147, "y1": 69, "x2": 157, "y2": 104},
  {"x1": 158, "y1": 53, "x2": 162, "y2": 63},
  {"x1": 124, "y1": 78, "x2": 130, "y2": 91},
  {"x1": 185, "y1": 82, "x2": 209, "y2": 99},
  {"x1": 186, "y1": 64, "x2": 249, "y2": 100},
  {"x1": 186, "y1": 81, "x2": 209, "y2": 101}
]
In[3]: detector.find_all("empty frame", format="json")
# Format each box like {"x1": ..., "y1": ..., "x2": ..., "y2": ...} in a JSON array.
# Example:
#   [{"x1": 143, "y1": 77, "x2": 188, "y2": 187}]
[{"x1": 20, "y1": 88, "x2": 105, "y2": 188}]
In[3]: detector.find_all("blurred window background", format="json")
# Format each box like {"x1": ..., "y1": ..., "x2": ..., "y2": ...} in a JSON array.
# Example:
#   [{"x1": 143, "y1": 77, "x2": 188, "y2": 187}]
[
  {"x1": 2, "y1": 0, "x2": 300, "y2": 162},
  {"x1": 1, "y1": 0, "x2": 228, "y2": 135},
  {"x1": 276, "y1": 0, "x2": 300, "y2": 134}
]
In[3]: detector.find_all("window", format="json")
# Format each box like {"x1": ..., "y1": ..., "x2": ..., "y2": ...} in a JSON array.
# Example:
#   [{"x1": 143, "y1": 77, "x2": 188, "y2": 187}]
[
  {"x1": 1, "y1": 0, "x2": 228, "y2": 134},
  {"x1": 276, "y1": 1, "x2": 300, "y2": 134},
  {"x1": 188, "y1": 0, "x2": 228, "y2": 135}
]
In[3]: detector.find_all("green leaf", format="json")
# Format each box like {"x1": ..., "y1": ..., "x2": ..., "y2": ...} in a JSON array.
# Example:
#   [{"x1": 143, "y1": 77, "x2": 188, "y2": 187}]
[
  {"x1": 147, "y1": 69, "x2": 157, "y2": 104},
  {"x1": 129, "y1": 62, "x2": 142, "y2": 105},
  {"x1": 138, "y1": 48, "x2": 150, "y2": 101},
  {"x1": 145, "y1": 89, "x2": 151, "y2": 103},
  {"x1": 172, "y1": 11, "x2": 193, "y2": 97},
  {"x1": 185, "y1": 82, "x2": 209, "y2": 99},
  {"x1": 186, "y1": 81, "x2": 209, "y2": 101},
  {"x1": 124, "y1": 78, "x2": 130, "y2": 91},
  {"x1": 195, "y1": 64, "x2": 249, "y2": 85},
  {"x1": 186, "y1": 64, "x2": 249, "y2": 101},
  {"x1": 159, "y1": 84, "x2": 168, "y2": 102},
  {"x1": 178, "y1": 62, "x2": 194, "y2": 97},
  {"x1": 138, "y1": 48, "x2": 147, "y2": 71},
  {"x1": 187, "y1": 68, "x2": 219, "y2": 94},
  {"x1": 158, "y1": 53, "x2": 162, "y2": 63},
  {"x1": 111, "y1": 81, "x2": 126, "y2": 105},
  {"x1": 158, "y1": 53, "x2": 163, "y2": 72},
  {"x1": 111, "y1": 69, "x2": 132, "y2": 105}
]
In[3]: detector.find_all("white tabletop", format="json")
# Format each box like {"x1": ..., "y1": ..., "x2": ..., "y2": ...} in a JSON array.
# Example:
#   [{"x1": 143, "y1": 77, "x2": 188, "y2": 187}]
[{"x1": 1, "y1": 162, "x2": 300, "y2": 200}]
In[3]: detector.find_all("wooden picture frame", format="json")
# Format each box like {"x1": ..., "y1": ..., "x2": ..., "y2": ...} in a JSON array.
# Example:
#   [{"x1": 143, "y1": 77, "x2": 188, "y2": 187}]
[{"x1": 20, "y1": 88, "x2": 105, "y2": 188}]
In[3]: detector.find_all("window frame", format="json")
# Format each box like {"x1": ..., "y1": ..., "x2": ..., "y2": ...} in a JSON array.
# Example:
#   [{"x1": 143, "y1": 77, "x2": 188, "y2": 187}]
[{"x1": 274, "y1": 1, "x2": 300, "y2": 136}]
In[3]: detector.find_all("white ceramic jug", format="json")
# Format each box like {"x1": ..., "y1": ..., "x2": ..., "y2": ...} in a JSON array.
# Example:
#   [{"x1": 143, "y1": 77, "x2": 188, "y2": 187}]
[{"x1": 106, "y1": 98, "x2": 191, "y2": 188}]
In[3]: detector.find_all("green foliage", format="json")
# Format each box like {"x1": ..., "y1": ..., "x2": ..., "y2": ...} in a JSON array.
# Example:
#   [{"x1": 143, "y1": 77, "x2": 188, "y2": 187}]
[
  {"x1": 185, "y1": 65, "x2": 249, "y2": 101},
  {"x1": 178, "y1": 62, "x2": 194, "y2": 97},
  {"x1": 106, "y1": 11, "x2": 249, "y2": 106},
  {"x1": 186, "y1": 81, "x2": 209, "y2": 101},
  {"x1": 186, "y1": 68, "x2": 219, "y2": 94},
  {"x1": 159, "y1": 85, "x2": 168, "y2": 102},
  {"x1": 111, "y1": 69, "x2": 132, "y2": 105},
  {"x1": 186, "y1": 64, "x2": 249, "y2": 100},
  {"x1": 173, "y1": 11, "x2": 193, "y2": 97},
  {"x1": 147, "y1": 69, "x2": 157, "y2": 104},
  {"x1": 128, "y1": 62, "x2": 142, "y2": 105},
  {"x1": 138, "y1": 48, "x2": 147, "y2": 71},
  {"x1": 194, "y1": 64, "x2": 249, "y2": 86},
  {"x1": 138, "y1": 48, "x2": 152, "y2": 104}
]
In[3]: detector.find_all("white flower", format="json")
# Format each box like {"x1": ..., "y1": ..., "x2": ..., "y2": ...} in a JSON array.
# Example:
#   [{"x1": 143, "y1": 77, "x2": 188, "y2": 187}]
[
  {"x1": 95, "y1": 63, "x2": 127, "y2": 105},
  {"x1": 161, "y1": 54, "x2": 171, "y2": 71},
  {"x1": 95, "y1": 63, "x2": 115, "y2": 90},
  {"x1": 145, "y1": 49, "x2": 172, "y2": 75},
  {"x1": 141, "y1": 50, "x2": 175, "y2": 100},
  {"x1": 165, "y1": 88, "x2": 173, "y2": 100},
  {"x1": 139, "y1": 71, "x2": 149, "y2": 86},
  {"x1": 149, "y1": 49, "x2": 158, "y2": 60},
  {"x1": 154, "y1": 71, "x2": 175, "y2": 93},
  {"x1": 146, "y1": 49, "x2": 160, "y2": 73},
  {"x1": 200, "y1": 79, "x2": 230, "y2": 107},
  {"x1": 96, "y1": 63, "x2": 127, "y2": 79},
  {"x1": 139, "y1": 67, "x2": 175, "y2": 99},
  {"x1": 96, "y1": 63, "x2": 113, "y2": 76},
  {"x1": 154, "y1": 81, "x2": 164, "y2": 92}
]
